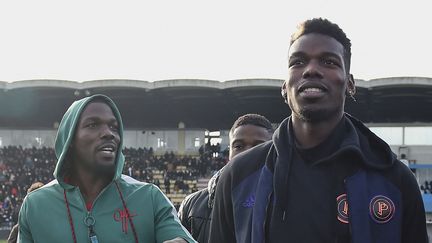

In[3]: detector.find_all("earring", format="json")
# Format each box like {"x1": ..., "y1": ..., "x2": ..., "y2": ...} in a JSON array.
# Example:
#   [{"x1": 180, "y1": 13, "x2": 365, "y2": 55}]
[
  {"x1": 281, "y1": 90, "x2": 287, "y2": 103},
  {"x1": 348, "y1": 90, "x2": 356, "y2": 102}
]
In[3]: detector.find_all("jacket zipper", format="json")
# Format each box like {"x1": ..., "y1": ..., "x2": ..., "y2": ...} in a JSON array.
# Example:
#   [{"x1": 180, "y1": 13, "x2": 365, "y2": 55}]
[{"x1": 78, "y1": 183, "x2": 113, "y2": 243}]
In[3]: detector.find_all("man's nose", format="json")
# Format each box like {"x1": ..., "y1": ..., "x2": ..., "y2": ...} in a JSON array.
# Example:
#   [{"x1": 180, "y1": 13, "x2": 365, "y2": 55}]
[
  {"x1": 302, "y1": 60, "x2": 323, "y2": 79},
  {"x1": 100, "y1": 125, "x2": 116, "y2": 139}
]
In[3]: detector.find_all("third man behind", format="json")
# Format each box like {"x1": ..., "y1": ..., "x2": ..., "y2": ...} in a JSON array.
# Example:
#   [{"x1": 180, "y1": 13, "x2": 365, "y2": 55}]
[{"x1": 178, "y1": 114, "x2": 273, "y2": 242}]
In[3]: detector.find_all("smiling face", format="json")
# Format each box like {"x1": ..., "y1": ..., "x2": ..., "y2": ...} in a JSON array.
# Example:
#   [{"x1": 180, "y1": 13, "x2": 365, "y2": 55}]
[
  {"x1": 284, "y1": 33, "x2": 355, "y2": 123},
  {"x1": 70, "y1": 101, "x2": 120, "y2": 175}
]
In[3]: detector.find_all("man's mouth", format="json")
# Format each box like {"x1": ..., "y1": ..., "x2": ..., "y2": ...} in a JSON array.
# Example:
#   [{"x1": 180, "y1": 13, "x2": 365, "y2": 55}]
[
  {"x1": 97, "y1": 143, "x2": 117, "y2": 156},
  {"x1": 298, "y1": 83, "x2": 327, "y2": 98},
  {"x1": 301, "y1": 87, "x2": 324, "y2": 93}
]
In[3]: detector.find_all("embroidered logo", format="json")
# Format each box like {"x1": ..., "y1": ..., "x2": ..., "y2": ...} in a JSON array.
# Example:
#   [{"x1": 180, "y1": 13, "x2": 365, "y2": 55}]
[
  {"x1": 336, "y1": 194, "x2": 349, "y2": 224},
  {"x1": 241, "y1": 194, "x2": 255, "y2": 208},
  {"x1": 369, "y1": 195, "x2": 395, "y2": 223},
  {"x1": 113, "y1": 208, "x2": 137, "y2": 234}
]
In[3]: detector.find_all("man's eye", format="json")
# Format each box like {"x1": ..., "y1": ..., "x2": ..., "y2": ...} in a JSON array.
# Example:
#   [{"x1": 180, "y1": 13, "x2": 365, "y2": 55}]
[
  {"x1": 289, "y1": 59, "x2": 305, "y2": 67},
  {"x1": 110, "y1": 124, "x2": 119, "y2": 131},
  {"x1": 322, "y1": 59, "x2": 339, "y2": 66},
  {"x1": 86, "y1": 123, "x2": 97, "y2": 128},
  {"x1": 233, "y1": 145, "x2": 243, "y2": 150}
]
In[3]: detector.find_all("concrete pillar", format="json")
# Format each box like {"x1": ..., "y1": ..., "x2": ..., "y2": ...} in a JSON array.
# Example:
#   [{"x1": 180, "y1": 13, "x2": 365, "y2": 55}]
[{"x1": 178, "y1": 122, "x2": 186, "y2": 155}]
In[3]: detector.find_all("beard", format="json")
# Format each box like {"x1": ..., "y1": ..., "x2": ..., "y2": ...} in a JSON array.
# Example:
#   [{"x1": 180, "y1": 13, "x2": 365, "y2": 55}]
[
  {"x1": 70, "y1": 153, "x2": 117, "y2": 178},
  {"x1": 94, "y1": 161, "x2": 116, "y2": 176},
  {"x1": 296, "y1": 105, "x2": 341, "y2": 123}
]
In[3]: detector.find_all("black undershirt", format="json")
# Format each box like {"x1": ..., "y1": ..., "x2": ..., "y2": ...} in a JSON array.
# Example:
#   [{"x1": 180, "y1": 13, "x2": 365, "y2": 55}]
[{"x1": 266, "y1": 119, "x2": 352, "y2": 243}]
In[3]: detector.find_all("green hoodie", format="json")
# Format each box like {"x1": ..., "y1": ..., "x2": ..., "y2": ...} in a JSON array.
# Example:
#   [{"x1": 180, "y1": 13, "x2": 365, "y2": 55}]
[{"x1": 18, "y1": 94, "x2": 195, "y2": 243}]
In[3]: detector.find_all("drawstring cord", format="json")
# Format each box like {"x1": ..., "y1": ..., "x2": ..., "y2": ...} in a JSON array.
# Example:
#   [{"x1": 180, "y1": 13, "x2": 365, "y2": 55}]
[
  {"x1": 64, "y1": 181, "x2": 139, "y2": 243},
  {"x1": 64, "y1": 190, "x2": 78, "y2": 243},
  {"x1": 114, "y1": 181, "x2": 139, "y2": 243}
]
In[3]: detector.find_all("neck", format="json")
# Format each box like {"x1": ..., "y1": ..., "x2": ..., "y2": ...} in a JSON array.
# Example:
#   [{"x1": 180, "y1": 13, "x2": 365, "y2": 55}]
[
  {"x1": 69, "y1": 166, "x2": 112, "y2": 204},
  {"x1": 291, "y1": 113, "x2": 343, "y2": 149}
]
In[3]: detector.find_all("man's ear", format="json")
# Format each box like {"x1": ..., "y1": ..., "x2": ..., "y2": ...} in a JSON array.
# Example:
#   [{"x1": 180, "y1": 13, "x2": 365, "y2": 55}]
[
  {"x1": 347, "y1": 74, "x2": 356, "y2": 95},
  {"x1": 281, "y1": 81, "x2": 288, "y2": 103}
]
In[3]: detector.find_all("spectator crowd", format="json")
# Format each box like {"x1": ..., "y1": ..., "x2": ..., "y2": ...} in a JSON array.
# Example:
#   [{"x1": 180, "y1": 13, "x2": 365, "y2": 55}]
[{"x1": 0, "y1": 145, "x2": 227, "y2": 228}]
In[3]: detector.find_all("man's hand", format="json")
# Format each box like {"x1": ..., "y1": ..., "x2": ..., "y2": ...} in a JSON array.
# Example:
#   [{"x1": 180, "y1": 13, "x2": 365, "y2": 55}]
[{"x1": 163, "y1": 237, "x2": 188, "y2": 243}]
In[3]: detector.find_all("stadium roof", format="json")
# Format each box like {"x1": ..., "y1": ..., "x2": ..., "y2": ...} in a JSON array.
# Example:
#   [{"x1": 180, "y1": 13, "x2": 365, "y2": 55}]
[{"x1": 1, "y1": 77, "x2": 432, "y2": 130}]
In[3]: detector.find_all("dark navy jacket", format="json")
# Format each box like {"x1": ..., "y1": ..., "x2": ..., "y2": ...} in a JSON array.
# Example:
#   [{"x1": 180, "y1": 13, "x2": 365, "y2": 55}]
[
  {"x1": 178, "y1": 170, "x2": 221, "y2": 243},
  {"x1": 209, "y1": 114, "x2": 428, "y2": 243}
]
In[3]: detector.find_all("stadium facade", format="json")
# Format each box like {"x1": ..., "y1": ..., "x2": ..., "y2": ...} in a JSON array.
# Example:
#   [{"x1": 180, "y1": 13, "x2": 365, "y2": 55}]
[{"x1": 1, "y1": 77, "x2": 432, "y2": 161}]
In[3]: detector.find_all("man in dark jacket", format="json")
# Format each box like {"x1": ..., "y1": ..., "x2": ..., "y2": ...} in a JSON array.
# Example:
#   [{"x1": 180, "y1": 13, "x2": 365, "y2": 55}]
[
  {"x1": 209, "y1": 18, "x2": 428, "y2": 243},
  {"x1": 178, "y1": 114, "x2": 273, "y2": 242}
]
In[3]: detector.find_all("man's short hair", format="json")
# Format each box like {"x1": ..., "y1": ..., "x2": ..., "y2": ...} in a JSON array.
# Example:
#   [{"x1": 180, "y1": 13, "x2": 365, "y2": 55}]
[
  {"x1": 229, "y1": 114, "x2": 273, "y2": 137},
  {"x1": 290, "y1": 18, "x2": 352, "y2": 73},
  {"x1": 27, "y1": 182, "x2": 44, "y2": 194}
]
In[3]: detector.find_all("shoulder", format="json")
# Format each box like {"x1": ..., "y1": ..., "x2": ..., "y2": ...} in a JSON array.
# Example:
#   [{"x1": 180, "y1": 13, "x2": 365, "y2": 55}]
[
  {"x1": 118, "y1": 174, "x2": 154, "y2": 191},
  {"x1": 179, "y1": 189, "x2": 209, "y2": 219},
  {"x1": 117, "y1": 175, "x2": 166, "y2": 201},
  {"x1": 182, "y1": 189, "x2": 209, "y2": 212},
  {"x1": 24, "y1": 179, "x2": 61, "y2": 202},
  {"x1": 183, "y1": 189, "x2": 208, "y2": 207},
  {"x1": 117, "y1": 176, "x2": 176, "y2": 211},
  {"x1": 120, "y1": 174, "x2": 150, "y2": 186},
  {"x1": 367, "y1": 158, "x2": 422, "y2": 204},
  {"x1": 19, "y1": 180, "x2": 62, "y2": 225},
  {"x1": 230, "y1": 141, "x2": 271, "y2": 171},
  {"x1": 381, "y1": 159, "x2": 417, "y2": 185},
  {"x1": 222, "y1": 141, "x2": 272, "y2": 186},
  {"x1": 390, "y1": 159, "x2": 420, "y2": 192}
]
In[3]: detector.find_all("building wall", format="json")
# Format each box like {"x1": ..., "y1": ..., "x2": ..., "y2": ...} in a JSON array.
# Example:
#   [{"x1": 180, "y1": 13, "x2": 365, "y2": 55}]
[
  {"x1": 0, "y1": 129, "x2": 205, "y2": 155},
  {"x1": 389, "y1": 145, "x2": 432, "y2": 164},
  {"x1": 0, "y1": 130, "x2": 56, "y2": 148}
]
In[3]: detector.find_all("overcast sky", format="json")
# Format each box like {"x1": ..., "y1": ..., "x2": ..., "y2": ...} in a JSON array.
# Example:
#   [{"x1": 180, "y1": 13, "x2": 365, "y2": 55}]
[{"x1": 0, "y1": 0, "x2": 430, "y2": 82}]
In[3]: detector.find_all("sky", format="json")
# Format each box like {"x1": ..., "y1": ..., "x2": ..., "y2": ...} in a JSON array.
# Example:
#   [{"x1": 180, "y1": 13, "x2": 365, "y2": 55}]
[{"x1": 0, "y1": 0, "x2": 431, "y2": 82}]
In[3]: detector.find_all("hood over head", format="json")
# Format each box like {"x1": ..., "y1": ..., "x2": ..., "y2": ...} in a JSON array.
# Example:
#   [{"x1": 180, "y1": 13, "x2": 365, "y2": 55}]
[{"x1": 53, "y1": 94, "x2": 125, "y2": 185}]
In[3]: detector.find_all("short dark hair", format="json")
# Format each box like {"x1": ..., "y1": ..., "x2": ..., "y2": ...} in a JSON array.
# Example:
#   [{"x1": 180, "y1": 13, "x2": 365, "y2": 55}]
[
  {"x1": 229, "y1": 114, "x2": 273, "y2": 136},
  {"x1": 290, "y1": 18, "x2": 352, "y2": 73},
  {"x1": 27, "y1": 182, "x2": 44, "y2": 194}
]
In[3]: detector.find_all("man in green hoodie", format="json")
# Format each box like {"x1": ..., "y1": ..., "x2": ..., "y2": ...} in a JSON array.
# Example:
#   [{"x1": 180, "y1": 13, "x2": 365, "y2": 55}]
[{"x1": 18, "y1": 94, "x2": 195, "y2": 243}]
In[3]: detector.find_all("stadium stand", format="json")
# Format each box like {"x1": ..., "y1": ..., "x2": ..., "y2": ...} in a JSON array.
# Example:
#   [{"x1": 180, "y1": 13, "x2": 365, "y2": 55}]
[{"x1": 0, "y1": 145, "x2": 227, "y2": 230}]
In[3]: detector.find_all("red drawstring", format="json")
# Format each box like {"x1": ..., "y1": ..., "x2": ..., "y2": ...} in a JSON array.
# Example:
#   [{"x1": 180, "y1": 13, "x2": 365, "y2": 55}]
[
  {"x1": 64, "y1": 181, "x2": 138, "y2": 243},
  {"x1": 63, "y1": 190, "x2": 78, "y2": 243},
  {"x1": 115, "y1": 181, "x2": 139, "y2": 243}
]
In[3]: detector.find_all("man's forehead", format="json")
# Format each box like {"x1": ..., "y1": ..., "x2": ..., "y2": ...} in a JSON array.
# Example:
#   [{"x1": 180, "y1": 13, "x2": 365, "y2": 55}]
[
  {"x1": 80, "y1": 102, "x2": 117, "y2": 120},
  {"x1": 289, "y1": 33, "x2": 344, "y2": 57},
  {"x1": 230, "y1": 124, "x2": 271, "y2": 141}
]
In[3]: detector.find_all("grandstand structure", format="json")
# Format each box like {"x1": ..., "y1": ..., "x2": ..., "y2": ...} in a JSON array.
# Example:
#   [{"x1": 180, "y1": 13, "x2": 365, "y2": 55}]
[
  {"x1": 1, "y1": 77, "x2": 432, "y2": 129},
  {"x1": 1, "y1": 77, "x2": 432, "y2": 160},
  {"x1": 1, "y1": 76, "x2": 432, "y2": 238},
  {"x1": 1, "y1": 77, "x2": 432, "y2": 148}
]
